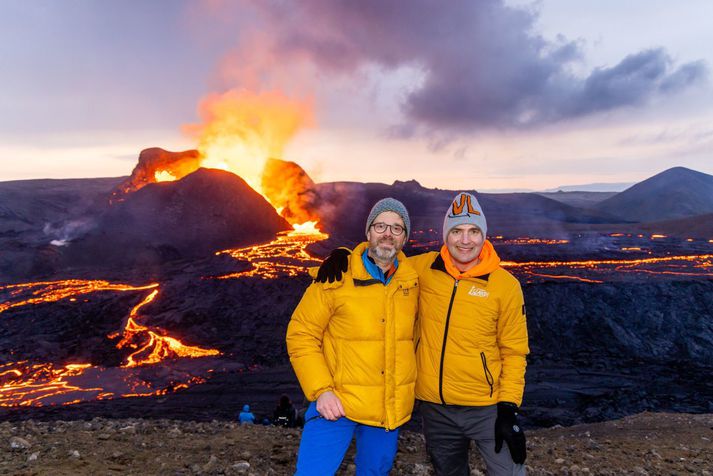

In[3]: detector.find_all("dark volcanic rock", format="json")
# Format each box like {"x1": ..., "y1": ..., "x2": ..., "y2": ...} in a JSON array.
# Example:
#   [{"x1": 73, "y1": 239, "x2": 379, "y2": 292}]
[
  {"x1": 63, "y1": 168, "x2": 290, "y2": 268},
  {"x1": 637, "y1": 212, "x2": 713, "y2": 239},
  {"x1": 525, "y1": 280, "x2": 713, "y2": 365}
]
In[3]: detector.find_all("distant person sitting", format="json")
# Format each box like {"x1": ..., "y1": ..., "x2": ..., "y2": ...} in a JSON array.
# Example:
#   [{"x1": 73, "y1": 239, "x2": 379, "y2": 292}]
[
  {"x1": 238, "y1": 404, "x2": 256, "y2": 425},
  {"x1": 273, "y1": 394, "x2": 297, "y2": 428}
]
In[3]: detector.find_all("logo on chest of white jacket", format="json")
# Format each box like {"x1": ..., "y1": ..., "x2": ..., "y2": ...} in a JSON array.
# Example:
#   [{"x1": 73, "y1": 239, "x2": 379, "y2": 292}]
[{"x1": 468, "y1": 286, "x2": 489, "y2": 298}]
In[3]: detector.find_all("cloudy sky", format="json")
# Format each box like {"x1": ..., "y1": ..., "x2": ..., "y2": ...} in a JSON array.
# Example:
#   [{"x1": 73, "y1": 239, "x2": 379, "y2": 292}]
[{"x1": 1, "y1": 0, "x2": 712, "y2": 190}]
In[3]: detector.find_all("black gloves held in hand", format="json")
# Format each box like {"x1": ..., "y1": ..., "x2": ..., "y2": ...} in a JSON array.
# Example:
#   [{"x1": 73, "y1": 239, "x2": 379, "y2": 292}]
[
  {"x1": 315, "y1": 248, "x2": 351, "y2": 283},
  {"x1": 494, "y1": 401, "x2": 526, "y2": 464}
]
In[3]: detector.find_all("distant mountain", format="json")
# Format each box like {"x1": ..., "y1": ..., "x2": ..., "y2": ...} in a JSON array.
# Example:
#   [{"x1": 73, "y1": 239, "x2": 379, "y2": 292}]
[
  {"x1": 541, "y1": 182, "x2": 634, "y2": 193},
  {"x1": 63, "y1": 168, "x2": 290, "y2": 267},
  {"x1": 536, "y1": 191, "x2": 617, "y2": 209},
  {"x1": 315, "y1": 180, "x2": 623, "y2": 241},
  {"x1": 596, "y1": 167, "x2": 713, "y2": 222}
]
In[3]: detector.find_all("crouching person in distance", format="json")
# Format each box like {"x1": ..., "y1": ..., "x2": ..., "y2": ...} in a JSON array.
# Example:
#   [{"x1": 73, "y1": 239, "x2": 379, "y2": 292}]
[
  {"x1": 316, "y1": 192, "x2": 530, "y2": 476},
  {"x1": 286, "y1": 198, "x2": 420, "y2": 475}
]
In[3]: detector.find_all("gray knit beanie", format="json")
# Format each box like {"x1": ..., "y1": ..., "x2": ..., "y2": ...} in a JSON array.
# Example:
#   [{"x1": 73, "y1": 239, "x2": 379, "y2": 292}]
[
  {"x1": 365, "y1": 198, "x2": 410, "y2": 238},
  {"x1": 443, "y1": 192, "x2": 487, "y2": 242}
]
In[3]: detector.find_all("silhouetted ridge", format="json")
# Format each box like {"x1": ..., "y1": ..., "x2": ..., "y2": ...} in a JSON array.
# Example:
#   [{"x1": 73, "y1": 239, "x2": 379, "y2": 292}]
[{"x1": 596, "y1": 167, "x2": 713, "y2": 222}]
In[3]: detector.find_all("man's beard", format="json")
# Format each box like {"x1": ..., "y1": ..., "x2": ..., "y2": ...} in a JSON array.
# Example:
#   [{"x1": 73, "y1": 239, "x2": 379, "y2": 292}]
[{"x1": 370, "y1": 238, "x2": 399, "y2": 261}]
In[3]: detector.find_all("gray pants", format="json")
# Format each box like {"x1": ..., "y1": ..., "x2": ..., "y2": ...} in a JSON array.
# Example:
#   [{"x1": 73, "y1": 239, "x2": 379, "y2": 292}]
[{"x1": 420, "y1": 401, "x2": 526, "y2": 476}]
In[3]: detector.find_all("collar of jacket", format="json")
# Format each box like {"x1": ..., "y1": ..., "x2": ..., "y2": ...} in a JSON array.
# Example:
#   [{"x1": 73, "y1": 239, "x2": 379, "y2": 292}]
[
  {"x1": 430, "y1": 240, "x2": 500, "y2": 281},
  {"x1": 317, "y1": 242, "x2": 418, "y2": 289},
  {"x1": 360, "y1": 249, "x2": 398, "y2": 285}
]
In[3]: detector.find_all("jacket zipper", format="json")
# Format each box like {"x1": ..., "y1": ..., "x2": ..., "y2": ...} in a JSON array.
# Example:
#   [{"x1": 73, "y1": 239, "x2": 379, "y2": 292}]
[
  {"x1": 438, "y1": 279, "x2": 459, "y2": 404},
  {"x1": 480, "y1": 352, "x2": 494, "y2": 398}
]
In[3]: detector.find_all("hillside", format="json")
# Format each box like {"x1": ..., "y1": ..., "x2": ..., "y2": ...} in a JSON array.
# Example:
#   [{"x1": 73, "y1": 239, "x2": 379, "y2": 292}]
[
  {"x1": 536, "y1": 191, "x2": 616, "y2": 209},
  {"x1": 315, "y1": 180, "x2": 621, "y2": 240},
  {"x1": 638, "y1": 212, "x2": 713, "y2": 239},
  {"x1": 596, "y1": 167, "x2": 713, "y2": 222},
  {"x1": 0, "y1": 177, "x2": 123, "y2": 234},
  {"x1": 62, "y1": 168, "x2": 290, "y2": 268},
  {"x1": 2, "y1": 413, "x2": 711, "y2": 475}
]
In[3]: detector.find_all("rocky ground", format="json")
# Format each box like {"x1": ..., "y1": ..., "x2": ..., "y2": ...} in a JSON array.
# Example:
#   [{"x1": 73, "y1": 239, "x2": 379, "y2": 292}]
[{"x1": 2, "y1": 412, "x2": 712, "y2": 475}]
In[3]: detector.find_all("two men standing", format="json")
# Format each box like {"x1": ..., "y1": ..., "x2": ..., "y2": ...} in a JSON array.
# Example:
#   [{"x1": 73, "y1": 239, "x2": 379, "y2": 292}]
[{"x1": 287, "y1": 193, "x2": 529, "y2": 475}]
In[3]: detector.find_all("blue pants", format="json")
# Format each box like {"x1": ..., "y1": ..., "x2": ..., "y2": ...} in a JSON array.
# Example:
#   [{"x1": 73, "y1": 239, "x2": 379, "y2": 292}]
[{"x1": 295, "y1": 402, "x2": 400, "y2": 475}]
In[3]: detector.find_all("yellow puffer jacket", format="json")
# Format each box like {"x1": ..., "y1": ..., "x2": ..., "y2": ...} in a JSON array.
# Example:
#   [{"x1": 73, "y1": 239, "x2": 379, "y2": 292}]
[
  {"x1": 286, "y1": 242, "x2": 420, "y2": 429},
  {"x1": 409, "y1": 243, "x2": 529, "y2": 407}
]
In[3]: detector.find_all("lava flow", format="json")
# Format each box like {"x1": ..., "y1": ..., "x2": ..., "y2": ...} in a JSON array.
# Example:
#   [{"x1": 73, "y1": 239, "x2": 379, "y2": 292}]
[
  {"x1": 0, "y1": 279, "x2": 157, "y2": 314},
  {"x1": 502, "y1": 254, "x2": 713, "y2": 283},
  {"x1": 112, "y1": 289, "x2": 220, "y2": 368},
  {"x1": 0, "y1": 280, "x2": 220, "y2": 407},
  {"x1": 214, "y1": 221, "x2": 328, "y2": 279}
]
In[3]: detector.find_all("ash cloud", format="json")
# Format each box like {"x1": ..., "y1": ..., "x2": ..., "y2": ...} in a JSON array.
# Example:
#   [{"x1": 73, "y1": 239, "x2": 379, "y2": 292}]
[{"x1": 246, "y1": 0, "x2": 708, "y2": 130}]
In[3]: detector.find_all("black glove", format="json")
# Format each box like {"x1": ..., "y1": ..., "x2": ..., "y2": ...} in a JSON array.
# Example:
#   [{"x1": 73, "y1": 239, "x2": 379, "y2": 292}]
[
  {"x1": 315, "y1": 248, "x2": 351, "y2": 283},
  {"x1": 494, "y1": 402, "x2": 526, "y2": 464}
]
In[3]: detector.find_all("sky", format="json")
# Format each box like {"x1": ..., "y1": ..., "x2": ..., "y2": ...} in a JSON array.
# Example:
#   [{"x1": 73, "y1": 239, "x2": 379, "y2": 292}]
[{"x1": 1, "y1": 0, "x2": 712, "y2": 191}]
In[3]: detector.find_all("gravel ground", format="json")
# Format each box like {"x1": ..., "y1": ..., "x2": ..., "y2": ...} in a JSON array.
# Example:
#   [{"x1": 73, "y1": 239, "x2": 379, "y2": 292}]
[{"x1": 2, "y1": 412, "x2": 712, "y2": 475}]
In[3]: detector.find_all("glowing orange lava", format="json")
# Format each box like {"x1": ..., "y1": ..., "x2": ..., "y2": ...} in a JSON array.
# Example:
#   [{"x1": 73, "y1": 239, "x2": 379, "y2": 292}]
[
  {"x1": 215, "y1": 226, "x2": 328, "y2": 280},
  {"x1": 0, "y1": 280, "x2": 158, "y2": 315},
  {"x1": 113, "y1": 289, "x2": 220, "y2": 368},
  {"x1": 503, "y1": 254, "x2": 713, "y2": 282},
  {"x1": 155, "y1": 170, "x2": 178, "y2": 182},
  {"x1": 0, "y1": 280, "x2": 220, "y2": 407},
  {"x1": 186, "y1": 89, "x2": 313, "y2": 195},
  {"x1": 501, "y1": 238, "x2": 569, "y2": 245},
  {"x1": 182, "y1": 89, "x2": 319, "y2": 226}
]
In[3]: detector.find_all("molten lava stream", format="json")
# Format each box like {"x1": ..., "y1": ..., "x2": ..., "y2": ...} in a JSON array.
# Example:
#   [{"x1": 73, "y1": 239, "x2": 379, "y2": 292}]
[
  {"x1": 0, "y1": 280, "x2": 220, "y2": 407},
  {"x1": 214, "y1": 221, "x2": 328, "y2": 279},
  {"x1": 113, "y1": 289, "x2": 220, "y2": 367},
  {"x1": 0, "y1": 279, "x2": 159, "y2": 314},
  {"x1": 501, "y1": 254, "x2": 713, "y2": 281}
]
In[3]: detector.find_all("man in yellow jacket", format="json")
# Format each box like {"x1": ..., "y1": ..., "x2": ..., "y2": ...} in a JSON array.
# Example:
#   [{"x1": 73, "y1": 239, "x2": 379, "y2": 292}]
[
  {"x1": 286, "y1": 198, "x2": 420, "y2": 475},
  {"x1": 316, "y1": 192, "x2": 529, "y2": 475}
]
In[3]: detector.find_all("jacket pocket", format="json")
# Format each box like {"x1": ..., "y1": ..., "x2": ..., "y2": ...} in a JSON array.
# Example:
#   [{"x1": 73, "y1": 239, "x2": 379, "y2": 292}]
[{"x1": 480, "y1": 352, "x2": 494, "y2": 398}]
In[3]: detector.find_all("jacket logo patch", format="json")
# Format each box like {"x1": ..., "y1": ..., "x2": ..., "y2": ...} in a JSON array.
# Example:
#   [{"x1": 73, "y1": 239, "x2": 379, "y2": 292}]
[
  {"x1": 402, "y1": 288, "x2": 409, "y2": 296},
  {"x1": 468, "y1": 286, "x2": 489, "y2": 298}
]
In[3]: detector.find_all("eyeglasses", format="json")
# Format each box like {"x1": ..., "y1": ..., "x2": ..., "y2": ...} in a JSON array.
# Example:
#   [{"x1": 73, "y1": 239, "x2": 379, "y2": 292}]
[{"x1": 370, "y1": 222, "x2": 405, "y2": 236}]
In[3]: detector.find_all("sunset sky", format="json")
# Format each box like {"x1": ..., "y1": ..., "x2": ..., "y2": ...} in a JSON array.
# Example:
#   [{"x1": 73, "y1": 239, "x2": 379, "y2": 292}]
[{"x1": 1, "y1": 0, "x2": 712, "y2": 191}]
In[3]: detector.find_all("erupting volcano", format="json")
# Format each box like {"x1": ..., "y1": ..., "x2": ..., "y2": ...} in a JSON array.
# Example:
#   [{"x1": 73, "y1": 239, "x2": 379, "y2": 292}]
[{"x1": 112, "y1": 89, "x2": 321, "y2": 231}]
